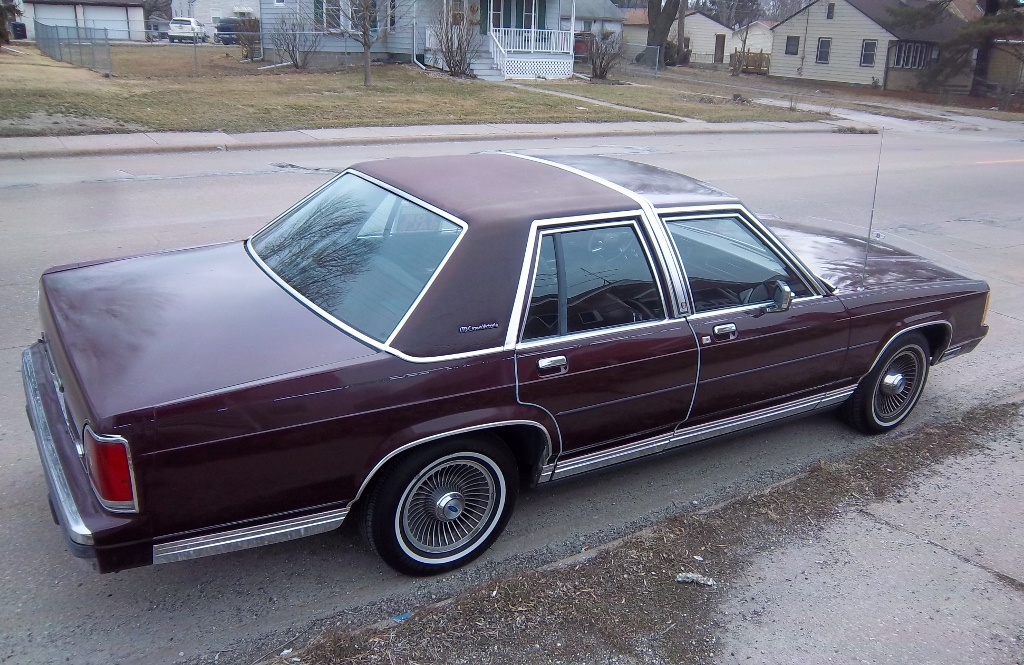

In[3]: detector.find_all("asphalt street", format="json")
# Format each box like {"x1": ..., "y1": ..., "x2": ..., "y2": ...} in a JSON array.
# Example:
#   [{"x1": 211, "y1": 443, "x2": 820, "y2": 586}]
[{"x1": 1, "y1": 118, "x2": 1022, "y2": 664}]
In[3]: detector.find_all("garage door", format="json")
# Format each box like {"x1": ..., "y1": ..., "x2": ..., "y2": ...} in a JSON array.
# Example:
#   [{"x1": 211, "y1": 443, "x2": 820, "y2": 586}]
[
  {"x1": 83, "y1": 6, "x2": 130, "y2": 39},
  {"x1": 32, "y1": 3, "x2": 77, "y2": 26}
]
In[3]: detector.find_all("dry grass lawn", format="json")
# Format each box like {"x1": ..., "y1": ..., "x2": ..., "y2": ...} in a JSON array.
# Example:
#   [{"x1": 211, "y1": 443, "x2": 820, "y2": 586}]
[
  {"x1": 0, "y1": 44, "x2": 650, "y2": 135},
  {"x1": 531, "y1": 76, "x2": 829, "y2": 123}
]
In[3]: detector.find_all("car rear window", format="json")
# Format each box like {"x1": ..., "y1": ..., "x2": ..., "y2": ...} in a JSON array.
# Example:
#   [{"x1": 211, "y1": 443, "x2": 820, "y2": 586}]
[
  {"x1": 250, "y1": 174, "x2": 463, "y2": 343},
  {"x1": 171, "y1": 18, "x2": 191, "y2": 24}
]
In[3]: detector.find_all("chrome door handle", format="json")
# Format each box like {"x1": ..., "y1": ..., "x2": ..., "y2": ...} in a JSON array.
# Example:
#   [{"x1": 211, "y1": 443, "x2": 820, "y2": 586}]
[
  {"x1": 537, "y1": 355, "x2": 567, "y2": 370},
  {"x1": 713, "y1": 323, "x2": 737, "y2": 336}
]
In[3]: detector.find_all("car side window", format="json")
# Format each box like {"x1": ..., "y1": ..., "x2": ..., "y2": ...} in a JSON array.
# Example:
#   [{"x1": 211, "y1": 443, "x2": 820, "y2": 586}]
[
  {"x1": 522, "y1": 224, "x2": 665, "y2": 341},
  {"x1": 665, "y1": 217, "x2": 811, "y2": 314}
]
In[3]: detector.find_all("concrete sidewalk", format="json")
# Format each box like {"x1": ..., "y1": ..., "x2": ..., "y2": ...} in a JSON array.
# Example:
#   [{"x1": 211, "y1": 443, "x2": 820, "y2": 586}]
[
  {"x1": 718, "y1": 408, "x2": 1024, "y2": 664},
  {"x1": 0, "y1": 119, "x2": 851, "y2": 160}
]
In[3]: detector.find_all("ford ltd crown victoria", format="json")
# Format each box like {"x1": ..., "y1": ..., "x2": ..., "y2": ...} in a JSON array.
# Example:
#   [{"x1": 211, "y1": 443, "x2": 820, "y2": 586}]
[{"x1": 23, "y1": 154, "x2": 989, "y2": 575}]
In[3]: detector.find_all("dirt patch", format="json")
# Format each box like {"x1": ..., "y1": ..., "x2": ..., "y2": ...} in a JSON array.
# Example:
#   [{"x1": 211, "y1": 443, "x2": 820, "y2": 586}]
[
  {"x1": 290, "y1": 403, "x2": 1020, "y2": 665},
  {"x1": 0, "y1": 111, "x2": 147, "y2": 137}
]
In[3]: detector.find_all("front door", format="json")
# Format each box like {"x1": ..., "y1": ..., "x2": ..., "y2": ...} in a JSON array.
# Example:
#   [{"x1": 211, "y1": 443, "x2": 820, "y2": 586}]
[
  {"x1": 515, "y1": 220, "x2": 700, "y2": 456},
  {"x1": 665, "y1": 214, "x2": 850, "y2": 422},
  {"x1": 714, "y1": 33, "x2": 726, "y2": 63}
]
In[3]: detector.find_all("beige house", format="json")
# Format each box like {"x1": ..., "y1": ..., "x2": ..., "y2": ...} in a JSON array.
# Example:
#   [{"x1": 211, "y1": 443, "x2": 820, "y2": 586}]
[
  {"x1": 733, "y1": 19, "x2": 775, "y2": 54},
  {"x1": 769, "y1": 0, "x2": 969, "y2": 91},
  {"x1": 681, "y1": 10, "x2": 739, "y2": 63}
]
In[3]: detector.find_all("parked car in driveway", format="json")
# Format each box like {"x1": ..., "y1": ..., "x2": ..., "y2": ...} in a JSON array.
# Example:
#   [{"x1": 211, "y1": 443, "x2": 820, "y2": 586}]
[
  {"x1": 168, "y1": 17, "x2": 207, "y2": 43},
  {"x1": 213, "y1": 17, "x2": 242, "y2": 44},
  {"x1": 23, "y1": 154, "x2": 989, "y2": 576}
]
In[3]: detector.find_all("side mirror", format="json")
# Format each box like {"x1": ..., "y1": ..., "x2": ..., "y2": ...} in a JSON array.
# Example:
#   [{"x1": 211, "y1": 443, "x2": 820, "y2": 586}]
[{"x1": 767, "y1": 280, "x2": 793, "y2": 313}]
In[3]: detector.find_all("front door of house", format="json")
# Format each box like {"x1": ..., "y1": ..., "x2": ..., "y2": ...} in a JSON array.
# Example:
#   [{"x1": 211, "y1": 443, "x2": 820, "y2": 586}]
[{"x1": 714, "y1": 34, "x2": 726, "y2": 63}]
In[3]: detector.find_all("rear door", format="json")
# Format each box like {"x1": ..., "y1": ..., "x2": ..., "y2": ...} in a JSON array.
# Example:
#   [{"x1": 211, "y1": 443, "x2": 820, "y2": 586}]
[
  {"x1": 515, "y1": 218, "x2": 699, "y2": 457},
  {"x1": 665, "y1": 213, "x2": 850, "y2": 422}
]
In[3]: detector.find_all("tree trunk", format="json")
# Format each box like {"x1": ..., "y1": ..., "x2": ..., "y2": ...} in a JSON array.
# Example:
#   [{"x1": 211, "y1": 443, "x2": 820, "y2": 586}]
[
  {"x1": 363, "y1": 42, "x2": 372, "y2": 86},
  {"x1": 969, "y1": 0, "x2": 1000, "y2": 97},
  {"x1": 647, "y1": 0, "x2": 681, "y2": 66}
]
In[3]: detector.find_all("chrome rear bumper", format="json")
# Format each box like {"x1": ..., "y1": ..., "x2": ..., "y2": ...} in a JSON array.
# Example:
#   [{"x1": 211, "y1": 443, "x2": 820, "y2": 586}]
[{"x1": 22, "y1": 347, "x2": 94, "y2": 547}]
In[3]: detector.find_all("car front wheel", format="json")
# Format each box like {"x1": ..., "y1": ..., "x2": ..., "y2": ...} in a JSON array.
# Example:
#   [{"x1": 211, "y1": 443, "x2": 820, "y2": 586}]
[
  {"x1": 361, "y1": 435, "x2": 519, "y2": 575},
  {"x1": 843, "y1": 332, "x2": 930, "y2": 434}
]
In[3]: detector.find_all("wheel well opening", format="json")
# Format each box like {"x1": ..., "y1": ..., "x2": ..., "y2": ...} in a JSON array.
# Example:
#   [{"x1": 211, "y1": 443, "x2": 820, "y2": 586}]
[
  {"x1": 490, "y1": 424, "x2": 551, "y2": 489},
  {"x1": 916, "y1": 324, "x2": 951, "y2": 363}
]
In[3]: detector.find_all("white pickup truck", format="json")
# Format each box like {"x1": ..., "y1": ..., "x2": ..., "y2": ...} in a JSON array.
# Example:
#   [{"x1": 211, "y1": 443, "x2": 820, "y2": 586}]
[{"x1": 168, "y1": 17, "x2": 208, "y2": 43}]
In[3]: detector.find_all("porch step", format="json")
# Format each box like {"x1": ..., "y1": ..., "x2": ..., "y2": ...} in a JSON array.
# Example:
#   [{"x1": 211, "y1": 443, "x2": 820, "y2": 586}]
[{"x1": 470, "y1": 53, "x2": 504, "y2": 81}]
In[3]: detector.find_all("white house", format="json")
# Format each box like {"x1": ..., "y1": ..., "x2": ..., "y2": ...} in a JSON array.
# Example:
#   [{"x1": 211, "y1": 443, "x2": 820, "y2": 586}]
[
  {"x1": 18, "y1": 0, "x2": 145, "y2": 39},
  {"x1": 171, "y1": 0, "x2": 257, "y2": 25},
  {"x1": 732, "y1": 19, "x2": 774, "y2": 54},
  {"x1": 769, "y1": 0, "x2": 968, "y2": 90},
  {"x1": 260, "y1": 0, "x2": 581, "y2": 80},
  {"x1": 558, "y1": 0, "x2": 622, "y2": 36}
]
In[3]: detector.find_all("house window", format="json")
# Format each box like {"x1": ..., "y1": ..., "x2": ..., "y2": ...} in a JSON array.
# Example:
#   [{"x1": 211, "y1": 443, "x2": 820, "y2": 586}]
[
  {"x1": 860, "y1": 39, "x2": 876, "y2": 66},
  {"x1": 583, "y1": 19, "x2": 593, "y2": 32},
  {"x1": 816, "y1": 37, "x2": 831, "y2": 64},
  {"x1": 785, "y1": 35, "x2": 799, "y2": 55},
  {"x1": 891, "y1": 41, "x2": 933, "y2": 69},
  {"x1": 826, "y1": 2, "x2": 835, "y2": 18},
  {"x1": 274, "y1": 0, "x2": 284, "y2": 5}
]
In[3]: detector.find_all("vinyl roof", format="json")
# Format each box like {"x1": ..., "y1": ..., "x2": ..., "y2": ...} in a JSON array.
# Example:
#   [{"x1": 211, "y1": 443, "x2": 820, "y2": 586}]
[{"x1": 353, "y1": 154, "x2": 739, "y2": 358}]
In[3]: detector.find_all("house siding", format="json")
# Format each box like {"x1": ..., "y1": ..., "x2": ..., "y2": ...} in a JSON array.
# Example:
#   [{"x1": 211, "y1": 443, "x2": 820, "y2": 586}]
[
  {"x1": 769, "y1": 0, "x2": 893, "y2": 86},
  {"x1": 735, "y1": 21, "x2": 772, "y2": 53},
  {"x1": 261, "y1": 0, "x2": 561, "y2": 59},
  {"x1": 682, "y1": 12, "x2": 739, "y2": 62}
]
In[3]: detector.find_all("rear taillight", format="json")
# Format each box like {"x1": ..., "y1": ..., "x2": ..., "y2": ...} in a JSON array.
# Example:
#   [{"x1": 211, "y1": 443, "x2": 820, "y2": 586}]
[{"x1": 83, "y1": 426, "x2": 137, "y2": 512}]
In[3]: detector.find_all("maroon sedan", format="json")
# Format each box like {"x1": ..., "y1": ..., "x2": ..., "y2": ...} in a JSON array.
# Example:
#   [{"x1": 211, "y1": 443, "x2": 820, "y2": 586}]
[{"x1": 23, "y1": 154, "x2": 989, "y2": 575}]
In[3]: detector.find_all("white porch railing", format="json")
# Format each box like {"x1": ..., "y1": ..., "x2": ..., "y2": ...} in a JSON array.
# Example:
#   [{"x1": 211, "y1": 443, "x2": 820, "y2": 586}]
[
  {"x1": 488, "y1": 32, "x2": 508, "y2": 75},
  {"x1": 491, "y1": 27, "x2": 571, "y2": 53}
]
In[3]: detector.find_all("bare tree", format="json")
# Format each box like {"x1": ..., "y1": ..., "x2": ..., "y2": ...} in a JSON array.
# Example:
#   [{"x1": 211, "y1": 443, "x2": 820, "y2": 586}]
[
  {"x1": 270, "y1": 7, "x2": 324, "y2": 69},
  {"x1": 430, "y1": 0, "x2": 480, "y2": 77},
  {"x1": 333, "y1": 0, "x2": 406, "y2": 85},
  {"x1": 591, "y1": 30, "x2": 623, "y2": 79},
  {"x1": 237, "y1": 17, "x2": 261, "y2": 60}
]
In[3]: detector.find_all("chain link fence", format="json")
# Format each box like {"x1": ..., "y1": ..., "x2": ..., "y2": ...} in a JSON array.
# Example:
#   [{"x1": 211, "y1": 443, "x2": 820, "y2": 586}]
[
  {"x1": 622, "y1": 43, "x2": 659, "y2": 76},
  {"x1": 34, "y1": 21, "x2": 112, "y2": 74}
]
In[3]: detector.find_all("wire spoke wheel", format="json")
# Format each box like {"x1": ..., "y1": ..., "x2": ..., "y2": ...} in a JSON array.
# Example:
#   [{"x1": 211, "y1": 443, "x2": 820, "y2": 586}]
[
  {"x1": 398, "y1": 454, "x2": 500, "y2": 558},
  {"x1": 871, "y1": 346, "x2": 926, "y2": 425}
]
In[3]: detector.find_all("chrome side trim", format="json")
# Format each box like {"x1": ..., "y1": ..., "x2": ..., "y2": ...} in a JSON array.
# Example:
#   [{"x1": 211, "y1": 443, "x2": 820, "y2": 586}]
[
  {"x1": 82, "y1": 425, "x2": 140, "y2": 514},
  {"x1": 685, "y1": 295, "x2": 823, "y2": 322},
  {"x1": 550, "y1": 385, "x2": 856, "y2": 480},
  {"x1": 152, "y1": 507, "x2": 350, "y2": 564},
  {"x1": 538, "y1": 463, "x2": 556, "y2": 483},
  {"x1": 503, "y1": 153, "x2": 690, "y2": 317},
  {"x1": 351, "y1": 420, "x2": 555, "y2": 504},
  {"x1": 22, "y1": 349, "x2": 94, "y2": 546},
  {"x1": 861, "y1": 321, "x2": 953, "y2": 377}
]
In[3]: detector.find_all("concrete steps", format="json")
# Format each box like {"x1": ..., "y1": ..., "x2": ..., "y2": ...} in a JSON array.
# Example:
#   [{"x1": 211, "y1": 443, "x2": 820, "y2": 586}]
[{"x1": 469, "y1": 51, "x2": 504, "y2": 81}]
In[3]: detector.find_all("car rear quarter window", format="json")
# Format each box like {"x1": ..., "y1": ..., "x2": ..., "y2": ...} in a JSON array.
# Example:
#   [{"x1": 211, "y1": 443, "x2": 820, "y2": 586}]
[
  {"x1": 666, "y1": 216, "x2": 811, "y2": 313},
  {"x1": 251, "y1": 174, "x2": 463, "y2": 343},
  {"x1": 522, "y1": 224, "x2": 665, "y2": 341}
]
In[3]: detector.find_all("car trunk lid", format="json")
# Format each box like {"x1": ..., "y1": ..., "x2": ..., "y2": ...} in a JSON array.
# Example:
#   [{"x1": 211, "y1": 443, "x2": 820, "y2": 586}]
[{"x1": 39, "y1": 241, "x2": 378, "y2": 425}]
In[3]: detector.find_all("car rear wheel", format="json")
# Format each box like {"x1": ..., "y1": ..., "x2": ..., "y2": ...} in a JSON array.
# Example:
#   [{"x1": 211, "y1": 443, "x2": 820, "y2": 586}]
[
  {"x1": 361, "y1": 435, "x2": 518, "y2": 576},
  {"x1": 843, "y1": 332, "x2": 930, "y2": 434}
]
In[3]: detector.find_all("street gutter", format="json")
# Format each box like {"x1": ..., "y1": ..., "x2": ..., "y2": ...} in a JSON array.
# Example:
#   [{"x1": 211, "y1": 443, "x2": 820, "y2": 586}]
[{"x1": 0, "y1": 120, "x2": 863, "y2": 161}]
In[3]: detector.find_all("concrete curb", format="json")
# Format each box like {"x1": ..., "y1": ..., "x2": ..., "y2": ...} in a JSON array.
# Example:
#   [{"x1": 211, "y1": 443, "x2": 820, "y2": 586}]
[{"x1": 0, "y1": 121, "x2": 856, "y2": 160}]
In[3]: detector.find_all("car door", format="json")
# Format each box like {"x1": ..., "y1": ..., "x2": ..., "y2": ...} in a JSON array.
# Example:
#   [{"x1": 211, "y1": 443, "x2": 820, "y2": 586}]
[
  {"x1": 664, "y1": 213, "x2": 850, "y2": 422},
  {"x1": 515, "y1": 218, "x2": 700, "y2": 457}
]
